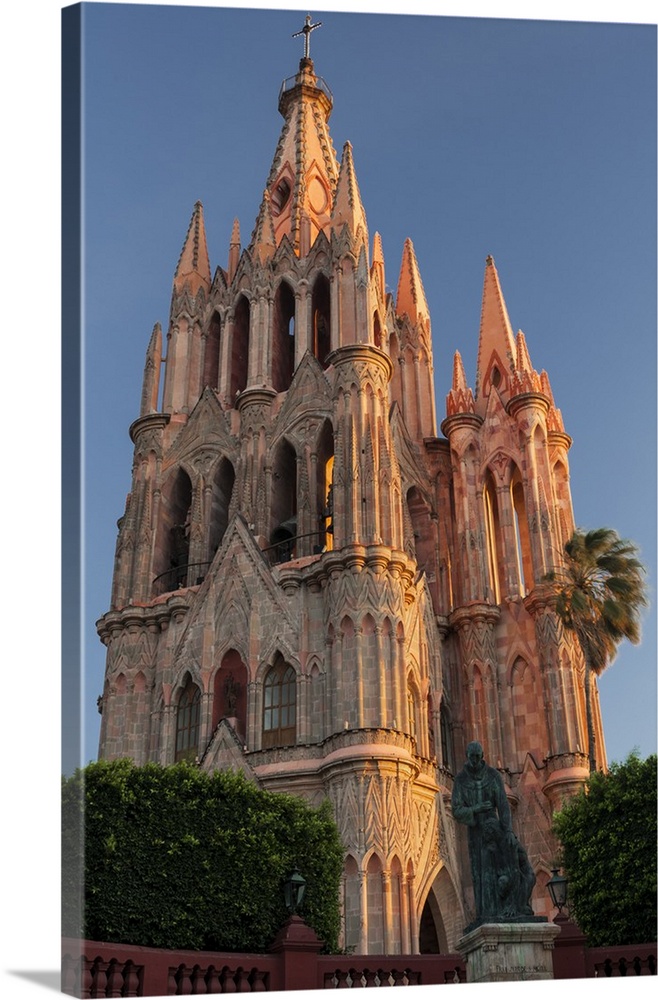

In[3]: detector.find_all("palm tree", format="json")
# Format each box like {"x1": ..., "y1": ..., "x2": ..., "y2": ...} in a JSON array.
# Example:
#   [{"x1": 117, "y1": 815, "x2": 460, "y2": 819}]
[{"x1": 544, "y1": 528, "x2": 648, "y2": 772}]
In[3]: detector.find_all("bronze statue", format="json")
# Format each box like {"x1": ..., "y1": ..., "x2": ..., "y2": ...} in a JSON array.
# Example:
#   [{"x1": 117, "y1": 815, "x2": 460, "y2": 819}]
[{"x1": 452, "y1": 741, "x2": 540, "y2": 929}]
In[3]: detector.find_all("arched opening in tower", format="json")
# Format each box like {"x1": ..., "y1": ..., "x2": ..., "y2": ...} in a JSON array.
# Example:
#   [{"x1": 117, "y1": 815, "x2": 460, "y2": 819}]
[
  {"x1": 269, "y1": 438, "x2": 297, "y2": 563},
  {"x1": 202, "y1": 310, "x2": 221, "y2": 390},
  {"x1": 272, "y1": 280, "x2": 296, "y2": 391},
  {"x1": 207, "y1": 457, "x2": 236, "y2": 566},
  {"x1": 230, "y1": 294, "x2": 250, "y2": 400},
  {"x1": 422, "y1": 866, "x2": 462, "y2": 953},
  {"x1": 373, "y1": 310, "x2": 382, "y2": 349},
  {"x1": 366, "y1": 854, "x2": 385, "y2": 953},
  {"x1": 342, "y1": 855, "x2": 360, "y2": 953},
  {"x1": 418, "y1": 900, "x2": 441, "y2": 953},
  {"x1": 511, "y1": 468, "x2": 534, "y2": 594},
  {"x1": 153, "y1": 466, "x2": 193, "y2": 594},
  {"x1": 212, "y1": 649, "x2": 248, "y2": 741},
  {"x1": 311, "y1": 273, "x2": 331, "y2": 366},
  {"x1": 317, "y1": 419, "x2": 334, "y2": 551},
  {"x1": 553, "y1": 459, "x2": 572, "y2": 555},
  {"x1": 483, "y1": 471, "x2": 502, "y2": 603}
]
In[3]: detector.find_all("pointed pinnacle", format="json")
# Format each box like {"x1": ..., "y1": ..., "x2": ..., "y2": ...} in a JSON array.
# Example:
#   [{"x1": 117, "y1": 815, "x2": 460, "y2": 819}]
[
  {"x1": 173, "y1": 201, "x2": 211, "y2": 296},
  {"x1": 396, "y1": 238, "x2": 429, "y2": 325},
  {"x1": 452, "y1": 351, "x2": 468, "y2": 392},
  {"x1": 228, "y1": 218, "x2": 241, "y2": 283},
  {"x1": 446, "y1": 351, "x2": 475, "y2": 417},
  {"x1": 475, "y1": 255, "x2": 516, "y2": 404},
  {"x1": 515, "y1": 330, "x2": 533, "y2": 372},
  {"x1": 251, "y1": 190, "x2": 277, "y2": 263},
  {"x1": 331, "y1": 141, "x2": 368, "y2": 245}
]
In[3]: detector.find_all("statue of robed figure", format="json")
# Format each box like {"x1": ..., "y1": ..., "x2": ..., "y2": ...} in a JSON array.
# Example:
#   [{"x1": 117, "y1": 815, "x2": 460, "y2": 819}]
[{"x1": 452, "y1": 741, "x2": 543, "y2": 931}]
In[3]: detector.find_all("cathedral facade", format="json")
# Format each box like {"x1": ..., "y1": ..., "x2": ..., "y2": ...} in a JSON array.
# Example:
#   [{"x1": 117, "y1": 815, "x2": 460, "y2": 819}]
[{"x1": 97, "y1": 42, "x2": 605, "y2": 954}]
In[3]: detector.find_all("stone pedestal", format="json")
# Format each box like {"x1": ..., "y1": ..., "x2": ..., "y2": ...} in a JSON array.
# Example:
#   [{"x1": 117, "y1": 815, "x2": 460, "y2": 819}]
[{"x1": 457, "y1": 921, "x2": 560, "y2": 984}]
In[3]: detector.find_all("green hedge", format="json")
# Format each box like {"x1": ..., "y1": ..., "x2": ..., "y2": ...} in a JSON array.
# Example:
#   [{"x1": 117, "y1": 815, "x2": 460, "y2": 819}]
[
  {"x1": 62, "y1": 759, "x2": 343, "y2": 952},
  {"x1": 552, "y1": 752, "x2": 657, "y2": 947}
]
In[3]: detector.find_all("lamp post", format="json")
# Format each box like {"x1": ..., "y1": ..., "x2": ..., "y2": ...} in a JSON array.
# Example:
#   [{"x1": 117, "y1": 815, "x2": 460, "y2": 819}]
[
  {"x1": 547, "y1": 868, "x2": 569, "y2": 916},
  {"x1": 283, "y1": 868, "x2": 306, "y2": 914}
]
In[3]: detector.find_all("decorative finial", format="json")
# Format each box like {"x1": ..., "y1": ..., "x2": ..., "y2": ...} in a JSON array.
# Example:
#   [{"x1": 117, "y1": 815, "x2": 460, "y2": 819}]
[{"x1": 292, "y1": 13, "x2": 322, "y2": 60}]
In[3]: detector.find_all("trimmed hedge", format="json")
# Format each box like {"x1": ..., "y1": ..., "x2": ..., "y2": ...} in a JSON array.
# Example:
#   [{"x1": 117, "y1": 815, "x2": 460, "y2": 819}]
[
  {"x1": 552, "y1": 752, "x2": 657, "y2": 947},
  {"x1": 62, "y1": 759, "x2": 343, "y2": 952}
]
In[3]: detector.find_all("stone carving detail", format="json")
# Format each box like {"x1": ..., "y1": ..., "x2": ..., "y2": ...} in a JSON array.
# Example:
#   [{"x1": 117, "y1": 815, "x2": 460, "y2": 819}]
[{"x1": 454, "y1": 613, "x2": 498, "y2": 671}]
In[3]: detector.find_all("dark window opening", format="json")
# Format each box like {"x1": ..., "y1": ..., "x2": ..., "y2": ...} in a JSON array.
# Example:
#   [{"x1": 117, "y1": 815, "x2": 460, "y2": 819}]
[
  {"x1": 153, "y1": 468, "x2": 193, "y2": 595},
  {"x1": 202, "y1": 311, "x2": 221, "y2": 389},
  {"x1": 271, "y1": 177, "x2": 291, "y2": 216},
  {"x1": 230, "y1": 295, "x2": 250, "y2": 400},
  {"x1": 312, "y1": 275, "x2": 331, "y2": 366},
  {"x1": 272, "y1": 281, "x2": 296, "y2": 391}
]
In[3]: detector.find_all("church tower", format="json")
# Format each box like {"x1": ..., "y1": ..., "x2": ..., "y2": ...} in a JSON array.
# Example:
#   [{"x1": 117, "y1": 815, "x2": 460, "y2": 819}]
[{"x1": 97, "y1": 18, "x2": 605, "y2": 954}]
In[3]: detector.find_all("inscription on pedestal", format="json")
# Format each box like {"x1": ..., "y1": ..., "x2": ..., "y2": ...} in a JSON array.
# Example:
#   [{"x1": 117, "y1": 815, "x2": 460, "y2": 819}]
[{"x1": 457, "y1": 922, "x2": 560, "y2": 984}]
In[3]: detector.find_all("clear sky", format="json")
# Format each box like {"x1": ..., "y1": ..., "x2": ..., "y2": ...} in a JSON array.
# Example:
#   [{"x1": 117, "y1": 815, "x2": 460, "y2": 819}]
[
  {"x1": 1, "y1": 1, "x2": 655, "y2": 997},
  {"x1": 77, "y1": 2, "x2": 656, "y2": 773}
]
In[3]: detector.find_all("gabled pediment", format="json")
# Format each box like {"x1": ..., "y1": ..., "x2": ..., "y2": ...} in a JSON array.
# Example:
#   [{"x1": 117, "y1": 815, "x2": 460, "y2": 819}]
[
  {"x1": 210, "y1": 265, "x2": 229, "y2": 297},
  {"x1": 305, "y1": 228, "x2": 331, "y2": 270},
  {"x1": 172, "y1": 515, "x2": 297, "y2": 666},
  {"x1": 330, "y1": 223, "x2": 358, "y2": 261},
  {"x1": 232, "y1": 247, "x2": 254, "y2": 289},
  {"x1": 273, "y1": 352, "x2": 333, "y2": 433},
  {"x1": 200, "y1": 719, "x2": 260, "y2": 784},
  {"x1": 162, "y1": 389, "x2": 237, "y2": 473},
  {"x1": 272, "y1": 233, "x2": 298, "y2": 273},
  {"x1": 479, "y1": 385, "x2": 514, "y2": 458}
]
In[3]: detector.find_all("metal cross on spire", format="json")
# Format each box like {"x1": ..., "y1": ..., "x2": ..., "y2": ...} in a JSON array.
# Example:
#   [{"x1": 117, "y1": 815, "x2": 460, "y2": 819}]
[{"x1": 292, "y1": 14, "x2": 322, "y2": 60}]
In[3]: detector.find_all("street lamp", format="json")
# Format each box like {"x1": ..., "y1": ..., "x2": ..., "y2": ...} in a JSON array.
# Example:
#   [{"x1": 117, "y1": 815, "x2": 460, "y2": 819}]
[
  {"x1": 283, "y1": 868, "x2": 306, "y2": 914},
  {"x1": 547, "y1": 868, "x2": 569, "y2": 915}
]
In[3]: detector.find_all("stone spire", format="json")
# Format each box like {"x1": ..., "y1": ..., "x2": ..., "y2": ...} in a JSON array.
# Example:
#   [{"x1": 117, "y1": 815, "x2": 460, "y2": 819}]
[
  {"x1": 228, "y1": 218, "x2": 241, "y2": 283},
  {"x1": 511, "y1": 329, "x2": 542, "y2": 395},
  {"x1": 395, "y1": 238, "x2": 430, "y2": 326},
  {"x1": 173, "y1": 200, "x2": 211, "y2": 296},
  {"x1": 446, "y1": 350, "x2": 475, "y2": 417},
  {"x1": 474, "y1": 255, "x2": 516, "y2": 414},
  {"x1": 330, "y1": 141, "x2": 368, "y2": 250},
  {"x1": 139, "y1": 322, "x2": 162, "y2": 416},
  {"x1": 252, "y1": 190, "x2": 277, "y2": 264},
  {"x1": 256, "y1": 49, "x2": 339, "y2": 254}
]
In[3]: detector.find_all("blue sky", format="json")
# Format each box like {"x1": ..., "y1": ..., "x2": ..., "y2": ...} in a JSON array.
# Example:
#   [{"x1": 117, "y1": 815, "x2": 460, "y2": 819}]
[
  {"x1": 77, "y1": 3, "x2": 656, "y2": 774},
  {"x1": 1, "y1": 1, "x2": 655, "y2": 997}
]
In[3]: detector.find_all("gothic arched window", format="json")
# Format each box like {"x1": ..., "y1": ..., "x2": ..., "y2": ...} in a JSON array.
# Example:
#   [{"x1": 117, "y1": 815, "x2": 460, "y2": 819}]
[
  {"x1": 272, "y1": 281, "x2": 296, "y2": 392},
  {"x1": 311, "y1": 274, "x2": 331, "y2": 366},
  {"x1": 202, "y1": 310, "x2": 221, "y2": 389},
  {"x1": 230, "y1": 295, "x2": 250, "y2": 399},
  {"x1": 175, "y1": 678, "x2": 201, "y2": 762},
  {"x1": 153, "y1": 466, "x2": 193, "y2": 595},
  {"x1": 262, "y1": 658, "x2": 296, "y2": 748},
  {"x1": 207, "y1": 457, "x2": 236, "y2": 566},
  {"x1": 511, "y1": 468, "x2": 534, "y2": 594},
  {"x1": 483, "y1": 472, "x2": 502, "y2": 604}
]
